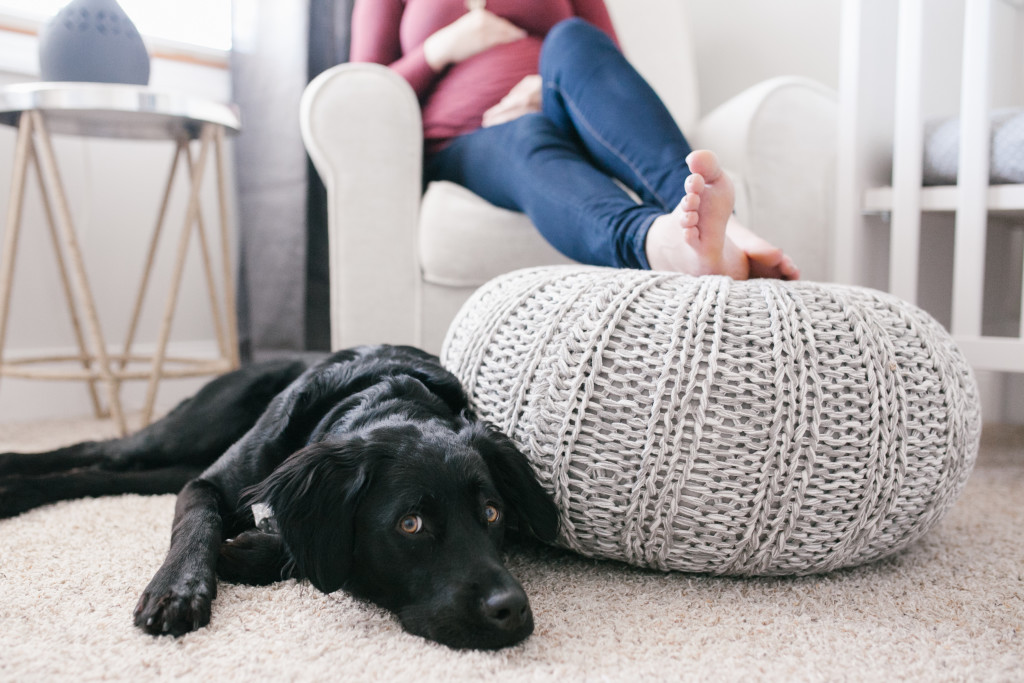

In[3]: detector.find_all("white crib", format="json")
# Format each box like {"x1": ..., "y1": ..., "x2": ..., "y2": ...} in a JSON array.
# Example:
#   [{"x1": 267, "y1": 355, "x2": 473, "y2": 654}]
[{"x1": 835, "y1": 0, "x2": 1024, "y2": 376}]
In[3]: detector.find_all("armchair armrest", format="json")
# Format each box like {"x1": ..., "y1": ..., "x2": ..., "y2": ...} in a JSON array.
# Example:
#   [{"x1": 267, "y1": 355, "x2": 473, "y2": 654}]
[
  {"x1": 300, "y1": 62, "x2": 424, "y2": 349},
  {"x1": 695, "y1": 77, "x2": 838, "y2": 282}
]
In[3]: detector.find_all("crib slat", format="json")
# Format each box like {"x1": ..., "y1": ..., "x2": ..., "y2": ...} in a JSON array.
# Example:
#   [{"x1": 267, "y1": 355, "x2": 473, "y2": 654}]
[
  {"x1": 1019, "y1": 237, "x2": 1024, "y2": 339},
  {"x1": 951, "y1": 0, "x2": 994, "y2": 339},
  {"x1": 889, "y1": 0, "x2": 926, "y2": 304}
]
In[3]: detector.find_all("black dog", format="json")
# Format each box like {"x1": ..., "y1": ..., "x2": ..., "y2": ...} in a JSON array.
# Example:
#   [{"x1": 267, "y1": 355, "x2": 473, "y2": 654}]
[{"x1": 0, "y1": 345, "x2": 558, "y2": 650}]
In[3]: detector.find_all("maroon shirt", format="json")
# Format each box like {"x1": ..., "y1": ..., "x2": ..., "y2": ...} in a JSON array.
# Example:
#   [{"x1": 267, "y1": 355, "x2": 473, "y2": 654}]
[{"x1": 350, "y1": 0, "x2": 617, "y2": 153}]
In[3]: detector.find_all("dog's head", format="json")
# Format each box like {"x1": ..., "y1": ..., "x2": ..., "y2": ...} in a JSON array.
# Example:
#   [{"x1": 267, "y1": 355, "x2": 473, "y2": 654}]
[{"x1": 247, "y1": 420, "x2": 559, "y2": 650}]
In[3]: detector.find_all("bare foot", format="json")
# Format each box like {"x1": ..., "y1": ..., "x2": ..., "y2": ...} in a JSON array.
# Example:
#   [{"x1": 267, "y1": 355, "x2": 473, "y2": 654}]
[
  {"x1": 644, "y1": 150, "x2": 799, "y2": 280},
  {"x1": 727, "y1": 219, "x2": 800, "y2": 280},
  {"x1": 644, "y1": 150, "x2": 747, "y2": 278}
]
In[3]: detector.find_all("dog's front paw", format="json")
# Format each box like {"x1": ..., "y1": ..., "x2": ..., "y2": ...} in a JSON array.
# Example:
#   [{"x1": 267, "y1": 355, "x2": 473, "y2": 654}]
[{"x1": 133, "y1": 571, "x2": 216, "y2": 637}]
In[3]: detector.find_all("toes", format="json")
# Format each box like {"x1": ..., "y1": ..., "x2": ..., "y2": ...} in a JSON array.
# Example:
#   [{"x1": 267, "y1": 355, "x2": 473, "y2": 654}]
[
  {"x1": 780, "y1": 256, "x2": 800, "y2": 280},
  {"x1": 683, "y1": 172, "x2": 705, "y2": 196},
  {"x1": 674, "y1": 187, "x2": 701, "y2": 230},
  {"x1": 746, "y1": 249, "x2": 800, "y2": 280},
  {"x1": 685, "y1": 150, "x2": 724, "y2": 183}
]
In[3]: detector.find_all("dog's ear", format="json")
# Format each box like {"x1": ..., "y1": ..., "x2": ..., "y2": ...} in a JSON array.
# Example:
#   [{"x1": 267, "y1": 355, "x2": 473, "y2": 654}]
[
  {"x1": 243, "y1": 439, "x2": 371, "y2": 594},
  {"x1": 404, "y1": 356, "x2": 471, "y2": 417},
  {"x1": 467, "y1": 423, "x2": 559, "y2": 544}
]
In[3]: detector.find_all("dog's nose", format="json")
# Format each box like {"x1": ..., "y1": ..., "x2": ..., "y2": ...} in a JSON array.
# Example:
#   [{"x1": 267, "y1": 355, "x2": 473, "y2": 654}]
[{"x1": 481, "y1": 587, "x2": 531, "y2": 631}]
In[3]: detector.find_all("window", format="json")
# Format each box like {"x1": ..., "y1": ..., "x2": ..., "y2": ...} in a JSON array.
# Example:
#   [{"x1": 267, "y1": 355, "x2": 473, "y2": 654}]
[{"x1": 0, "y1": 0, "x2": 231, "y2": 53}]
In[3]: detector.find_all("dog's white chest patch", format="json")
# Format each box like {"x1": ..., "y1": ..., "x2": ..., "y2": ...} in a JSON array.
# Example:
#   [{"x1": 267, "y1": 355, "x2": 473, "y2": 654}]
[{"x1": 251, "y1": 502, "x2": 279, "y2": 533}]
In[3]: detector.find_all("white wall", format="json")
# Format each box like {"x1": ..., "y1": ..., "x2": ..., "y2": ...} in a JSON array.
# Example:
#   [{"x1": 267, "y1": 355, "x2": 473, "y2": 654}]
[
  {"x1": 0, "y1": 28, "x2": 235, "y2": 423},
  {"x1": 684, "y1": 0, "x2": 842, "y2": 117}
]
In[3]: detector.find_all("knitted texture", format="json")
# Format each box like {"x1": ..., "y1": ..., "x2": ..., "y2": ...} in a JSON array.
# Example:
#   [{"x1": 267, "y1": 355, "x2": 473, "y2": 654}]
[{"x1": 442, "y1": 266, "x2": 982, "y2": 575}]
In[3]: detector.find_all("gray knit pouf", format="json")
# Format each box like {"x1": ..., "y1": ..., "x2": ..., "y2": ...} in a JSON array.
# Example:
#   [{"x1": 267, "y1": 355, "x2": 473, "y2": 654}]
[{"x1": 442, "y1": 266, "x2": 981, "y2": 576}]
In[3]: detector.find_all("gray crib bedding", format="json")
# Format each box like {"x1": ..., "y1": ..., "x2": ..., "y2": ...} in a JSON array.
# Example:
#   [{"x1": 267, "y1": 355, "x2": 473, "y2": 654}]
[{"x1": 922, "y1": 107, "x2": 1024, "y2": 185}]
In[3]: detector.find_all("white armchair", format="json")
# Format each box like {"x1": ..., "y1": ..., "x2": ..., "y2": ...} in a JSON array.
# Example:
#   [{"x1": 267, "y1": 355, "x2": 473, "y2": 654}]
[{"x1": 301, "y1": 0, "x2": 838, "y2": 353}]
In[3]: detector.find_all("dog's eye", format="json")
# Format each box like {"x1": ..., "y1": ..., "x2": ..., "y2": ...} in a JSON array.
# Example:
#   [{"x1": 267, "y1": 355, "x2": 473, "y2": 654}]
[
  {"x1": 399, "y1": 515, "x2": 423, "y2": 534},
  {"x1": 484, "y1": 505, "x2": 500, "y2": 524}
]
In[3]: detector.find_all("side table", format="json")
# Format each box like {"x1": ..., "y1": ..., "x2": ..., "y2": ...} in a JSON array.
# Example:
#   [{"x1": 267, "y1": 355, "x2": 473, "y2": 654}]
[{"x1": 0, "y1": 83, "x2": 242, "y2": 434}]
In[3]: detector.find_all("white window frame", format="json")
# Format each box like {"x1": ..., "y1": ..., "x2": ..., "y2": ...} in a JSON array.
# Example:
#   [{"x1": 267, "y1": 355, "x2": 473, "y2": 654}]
[{"x1": 0, "y1": 1, "x2": 231, "y2": 68}]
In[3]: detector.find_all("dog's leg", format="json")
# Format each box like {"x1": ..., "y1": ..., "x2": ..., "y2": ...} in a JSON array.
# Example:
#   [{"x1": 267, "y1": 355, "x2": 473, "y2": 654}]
[
  {"x1": 133, "y1": 478, "x2": 224, "y2": 636},
  {"x1": 0, "y1": 466, "x2": 201, "y2": 518},
  {"x1": 218, "y1": 530, "x2": 288, "y2": 586}
]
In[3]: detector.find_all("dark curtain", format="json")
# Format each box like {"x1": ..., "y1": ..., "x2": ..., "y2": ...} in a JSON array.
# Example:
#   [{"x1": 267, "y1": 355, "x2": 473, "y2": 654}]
[
  {"x1": 305, "y1": 0, "x2": 355, "y2": 351},
  {"x1": 231, "y1": 0, "x2": 353, "y2": 360}
]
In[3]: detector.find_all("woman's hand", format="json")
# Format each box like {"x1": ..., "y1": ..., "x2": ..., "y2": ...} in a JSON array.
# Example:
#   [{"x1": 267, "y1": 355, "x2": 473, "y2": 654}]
[
  {"x1": 423, "y1": 9, "x2": 527, "y2": 71},
  {"x1": 482, "y1": 75, "x2": 543, "y2": 127}
]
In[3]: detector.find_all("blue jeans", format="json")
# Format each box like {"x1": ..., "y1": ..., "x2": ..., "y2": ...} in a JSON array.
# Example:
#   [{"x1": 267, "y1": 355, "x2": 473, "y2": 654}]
[{"x1": 424, "y1": 18, "x2": 694, "y2": 269}]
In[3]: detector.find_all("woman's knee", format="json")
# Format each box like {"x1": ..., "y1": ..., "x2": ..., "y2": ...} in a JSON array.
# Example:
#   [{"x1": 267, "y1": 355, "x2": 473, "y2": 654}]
[
  {"x1": 540, "y1": 18, "x2": 618, "y2": 80},
  {"x1": 547, "y1": 17, "x2": 597, "y2": 44},
  {"x1": 546, "y1": 17, "x2": 606, "y2": 49}
]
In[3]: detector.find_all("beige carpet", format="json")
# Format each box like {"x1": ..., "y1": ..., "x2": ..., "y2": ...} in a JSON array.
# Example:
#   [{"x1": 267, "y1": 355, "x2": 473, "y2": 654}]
[{"x1": 1, "y1": 416, "x2": 1021, "y2": 682}]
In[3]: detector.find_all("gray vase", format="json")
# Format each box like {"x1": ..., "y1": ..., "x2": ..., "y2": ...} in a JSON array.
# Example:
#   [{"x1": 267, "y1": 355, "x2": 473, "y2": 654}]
[{"x1": 38, "y1": 0, "x2": 150, "y2": 85}]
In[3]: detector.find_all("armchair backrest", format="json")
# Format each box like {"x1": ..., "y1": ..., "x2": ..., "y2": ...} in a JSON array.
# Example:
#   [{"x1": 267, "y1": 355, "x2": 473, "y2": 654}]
[{"x1": 604, "y1": 0, "x2": 701, "y2": 132}]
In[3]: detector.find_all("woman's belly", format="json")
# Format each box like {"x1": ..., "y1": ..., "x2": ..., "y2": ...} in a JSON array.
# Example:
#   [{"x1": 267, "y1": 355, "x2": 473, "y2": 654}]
[{"x1": 421, "y1": 37, "x2": 543, "y2": 149}]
